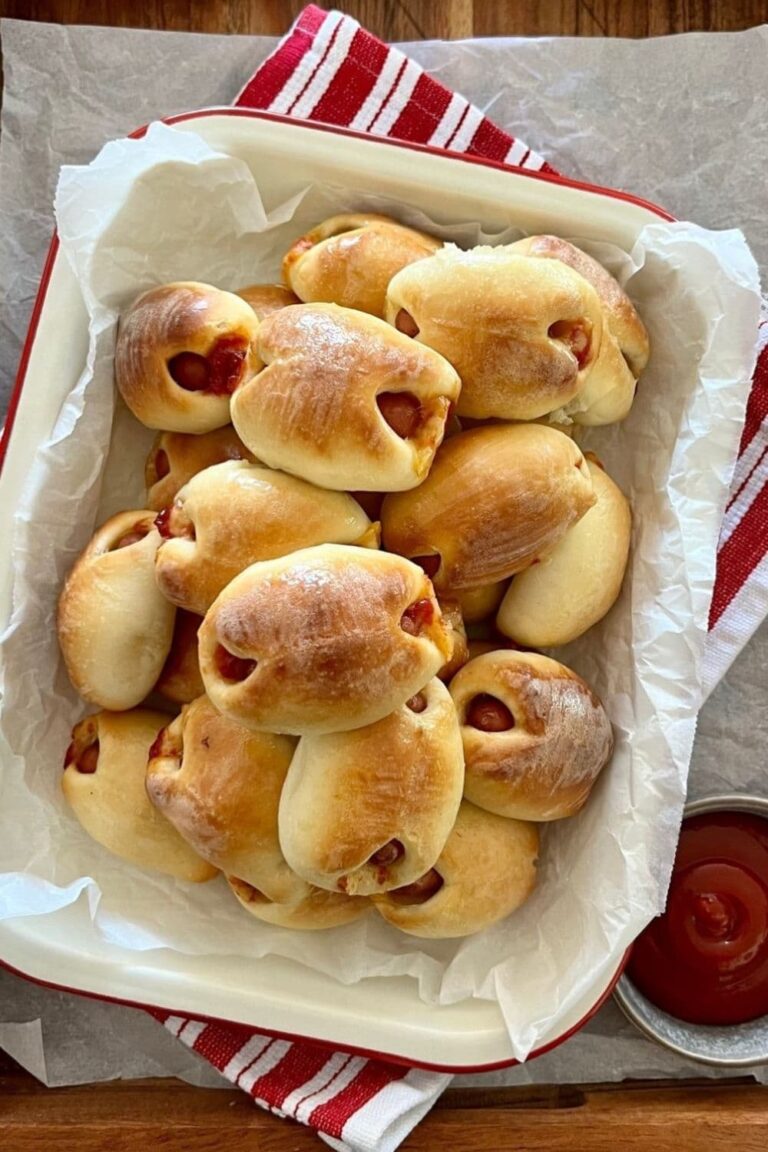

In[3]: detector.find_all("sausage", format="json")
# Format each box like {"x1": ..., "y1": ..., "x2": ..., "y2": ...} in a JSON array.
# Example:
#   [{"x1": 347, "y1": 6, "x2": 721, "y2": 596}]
[
  {"x1": 395, "y1": 308, "x2": 420, "y2": 338},
  {"x1": 465, "y1": 694, "x2": 515, "y2": 732},
  {"x1": 215, "y1": 645, "x2": 257, "y2": 683},
  {"x1": 400, "y1": 598, "x2": 436, "y2": 636},
  {"x1": 389, "y1": 868, "x2": 444, "y2": 905},
  {"x1": 167, "y1": 336, "x2": 248, "y2": 396},
  {"x1": 377, "y1": 391, "x2": 422, "y2": 438}
]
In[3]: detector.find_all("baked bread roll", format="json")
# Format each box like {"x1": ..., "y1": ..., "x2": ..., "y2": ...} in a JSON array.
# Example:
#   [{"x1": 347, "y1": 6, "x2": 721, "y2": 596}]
[
  {"x1": 199, "y1": 544, "x2": 452, "y2": 735},
  {"x1": 385, "y1": 246, "x2": 604, "y2": 421},
  {"x1": 373, "y1": 801, "x2": 538, "y2": 938},
  {"x1": 457, "y1": 581, "x2": 507, "y2": 625},
  {"x1": 145, "y1": 427, "x2": 255, "y2": 512},
  {"x1": 283, "y1": 213, "x2": 441, "y2": 318},
  {"x1": 278, "y1": 678, "x2": 464, "y2": 896},
  {"x1": 115, "y1": 282, "x2": 260, "y2": 433},
  {"x1": 230, "y1": 304, "x2": 461, "y2": 492},
  {"x1": 236, "y1": 283, "x2": 300, "y2": 318},
  {"x1": 154, "y1": 460, "x2": 378, "y2": 615},
  {"x1": 437, "y1": 599, "x2": 469, "y2": 681},
  {"x1": 381, "y1": 425, "x2": 596, "y2": 591},
  {"x1": 509, "y1": 235, "x2": 649, "y2": 423},
  {"x1": 154, "y1": 609, "x2": 204, "y2": 704},
  {"x1": 62, "y1": 709, "x2": 216, "y2": 881},
  {"x1": 497, "y1": 456, "x2": 631, "y2": 646},
  {"x1": 228, "y1": 875, "x2": 368, "y2": 931},
  {"x1": 449, "y1": 651, "x2": 614, "y2": 821},
  {"x1": 146, "y1": 695, "x2": 297, "y2": 894},
  {"x1": 57, "y1": 511, "x2": 176, "y2": 710}
]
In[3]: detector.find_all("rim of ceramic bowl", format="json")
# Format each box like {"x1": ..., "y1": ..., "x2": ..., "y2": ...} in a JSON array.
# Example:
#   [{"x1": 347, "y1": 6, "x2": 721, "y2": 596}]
[{"x1": 614, "y1": 792, "x2": 768, "y2": 1067}]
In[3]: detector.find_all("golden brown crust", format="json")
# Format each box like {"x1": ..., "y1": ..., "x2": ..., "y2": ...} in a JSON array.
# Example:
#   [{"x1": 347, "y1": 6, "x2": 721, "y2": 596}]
[
  {"x1": 154, "y1": 461, "x2": 378, "y2": 615},
  {"x1": 230, "y1": 304, "x2": 461, "y2": 492},
  {"x1": 115, "y1": 282, "x2": 260, "y2": 433},
  {"x1": 449, "y1": 651, "x2": 614, "y2": 821},
  {"x1": 154, "y1": 610, "x2": 204, "y2": 704},
  {"x1": 372, "y1": 801, "x2": 538, "y2": 938},
  {"x1": 146, "y1": 695, "x2": 302, "y2": 898},
  {"x1": 496, "y1": 458, "x2": 631, "y2": 646},
  {"x1": 381, "y1": 425, "x2": 596, "y2": 590},
  {"x1": 227, "y1": 875, "x2": 369, "y2": 931},
  {"x1": 62, "y1": 709, "x2": 216, "y2": 881},
  {"x1": 509, "y1": 235, "x2": 650, "y2": 376},
  {"x1": 282, "y1": 214, "x2": 441, "y2": 318},
  {"x1": 436, "y1": 599, "x2": 469, "y2": 681},
  {"x1": 385, "y1": 246, "x2": 604, "y2": 421},
  {"x1": 198, "y1": 544, "x2": 453, "y2": 735},
  {"x1": 278, "y1": 678, "x2": 464, "y2": 896},
  {"x1": 145, "y1": 427, "x2": 256, "y2": 512},
  {"x1": 236, "y1": 283, "x2": 300, "y2": 319},
  {"x1": 57, "y1": 511, "x2": 176, "y2": 710}
]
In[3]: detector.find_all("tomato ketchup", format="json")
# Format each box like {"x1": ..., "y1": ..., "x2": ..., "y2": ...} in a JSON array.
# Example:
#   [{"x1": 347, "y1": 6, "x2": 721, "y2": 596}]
[{"x1": 628, "y1": 810, "x2": 768, "y2": 1026}]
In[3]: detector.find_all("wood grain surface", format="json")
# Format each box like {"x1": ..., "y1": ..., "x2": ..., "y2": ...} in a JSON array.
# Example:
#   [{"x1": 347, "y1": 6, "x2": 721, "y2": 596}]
[
  {"x1": 1, "y1": 0, "x2": 767, "y2": 38},
  {"x1": 1, "y1": 1, "x2": 767, "y2": 1148},
  {"x1": 2, "y1": 1063, "x2": 767, "y2": 1150}
]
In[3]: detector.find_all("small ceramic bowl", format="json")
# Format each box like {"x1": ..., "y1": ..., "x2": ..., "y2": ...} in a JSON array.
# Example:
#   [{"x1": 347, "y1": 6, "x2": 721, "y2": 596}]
[{"x1": 614, "y1": 792, "x2": 768, "y2": 1067}]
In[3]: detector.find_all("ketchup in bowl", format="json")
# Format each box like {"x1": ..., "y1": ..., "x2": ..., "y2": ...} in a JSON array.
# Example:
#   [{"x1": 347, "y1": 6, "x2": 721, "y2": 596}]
[{"x1": 628, "y1": 811, "x2": 768, "y2": 1026}]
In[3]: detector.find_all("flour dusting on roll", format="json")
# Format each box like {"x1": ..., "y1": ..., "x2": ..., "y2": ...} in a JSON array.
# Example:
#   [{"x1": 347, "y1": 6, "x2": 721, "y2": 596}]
[
  {"x1": 199, "y1": 544, "x2": 453, "y2": 735},
  {"x1": 230, "y1": 303, "x2": 461, "y2": 492}
]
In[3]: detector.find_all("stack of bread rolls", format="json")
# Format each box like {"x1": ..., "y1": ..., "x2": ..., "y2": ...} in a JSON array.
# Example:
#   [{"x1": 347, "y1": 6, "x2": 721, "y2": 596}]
[{"x1": 57, "y1": 211, "x2": 647, "y2": 939}]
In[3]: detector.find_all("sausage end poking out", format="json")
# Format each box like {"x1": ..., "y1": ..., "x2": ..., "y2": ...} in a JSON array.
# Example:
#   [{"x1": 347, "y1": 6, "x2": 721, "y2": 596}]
[
  {"x1": 388, "y1": 869, "x2": 444, "y2": 906},
  {"x1": 400, "y1": 599, "x2": 436, "y2": 636},
  {"x1": 215, "y1": 645, "x2": 258, "y2": 683},
  {"x1": 466, "y1": 694, "x2": 515, "y2": 732}
]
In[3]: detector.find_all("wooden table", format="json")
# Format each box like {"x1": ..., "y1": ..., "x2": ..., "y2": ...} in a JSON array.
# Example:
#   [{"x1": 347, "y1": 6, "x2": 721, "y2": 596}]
[{"x1": 1, "y1": 1, "x2": 767, "y2": 1148}]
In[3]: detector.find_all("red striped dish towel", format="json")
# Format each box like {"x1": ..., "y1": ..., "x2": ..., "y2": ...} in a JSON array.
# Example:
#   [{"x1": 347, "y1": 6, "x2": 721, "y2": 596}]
[
  {"x1": 154, "y1": 1010, "x2": 450, "y2": 1151},
  {"x1": 154, "y1": 5, "x2": 768, "y2": 1148}
]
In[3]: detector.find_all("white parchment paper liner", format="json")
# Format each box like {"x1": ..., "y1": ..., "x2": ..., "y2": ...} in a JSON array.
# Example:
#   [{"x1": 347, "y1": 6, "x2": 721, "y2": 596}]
[{"x1": 0, "y1": 122, "x2": 760, "y2": 1061}]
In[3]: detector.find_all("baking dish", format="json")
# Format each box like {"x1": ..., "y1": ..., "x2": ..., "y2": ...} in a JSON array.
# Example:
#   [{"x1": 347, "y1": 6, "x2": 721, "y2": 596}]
[{"x1": 0, "y1": 109, "x2": 680, "y2": 1070}]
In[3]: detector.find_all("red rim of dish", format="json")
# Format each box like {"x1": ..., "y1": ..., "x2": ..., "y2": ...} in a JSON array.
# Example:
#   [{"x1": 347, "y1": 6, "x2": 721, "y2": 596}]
[
  {"x1": 0, "y1": 106, "x2": 658, "y2": 1069},
  {"x1": 0, "y1": 947, "x2": 630, "y2": 1073}
]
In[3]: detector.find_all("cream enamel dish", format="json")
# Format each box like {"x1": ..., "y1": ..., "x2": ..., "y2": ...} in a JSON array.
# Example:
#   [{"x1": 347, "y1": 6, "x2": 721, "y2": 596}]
[{"x1": 0, "y1": 109, "x2": 676, "y2": 1070}]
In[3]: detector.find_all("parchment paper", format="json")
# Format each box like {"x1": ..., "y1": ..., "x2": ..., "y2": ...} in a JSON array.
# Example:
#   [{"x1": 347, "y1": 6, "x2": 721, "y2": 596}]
[{"x1": 1, "y1": 18, "x2": 767, "y2": 1088}]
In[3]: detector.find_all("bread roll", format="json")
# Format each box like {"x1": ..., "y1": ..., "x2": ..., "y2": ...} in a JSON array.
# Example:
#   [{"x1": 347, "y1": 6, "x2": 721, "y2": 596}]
[
  {"x1": 497, "y1": 457, "x2": 631, "y2": 646},
  {"x1": 115, "y1": 282, "x2": 260, "y2": 433},
  {"x1": 278, "y1": 678, "x2": 464, "y2": 896},
  {"x1": 154, "y1": 609, "x2": 204, "y2": 704},
  {"x1": 154, "y1": 460, "x2": 378, "y2": 615},
  {"x1": 283, "y1": 213, "x2": 441, "y2": 317},
  {"x1": 372, "y1": 801, "x2": 538, "y2": 938},
  {"x1": 146, "y1": 695, "x2": 298, "y2": 895},
  {"x1": 228, "y1": 875, "x2": 368, "y2": 931},
  {"x1": 236, "y1": 283, "x2": 300, "y2": 318},
  {"x1": 62, "y1": 709, "x2": 216, "y2": 881},
  {"x1": 449, "y1": 651, "x2": 614, "y2": 821},
  {"x1": 145, "y1": 427, "x2": 255, "y2": 512},
  {"x1": 381, "y1": 425, "x2": 595, "y2": 590},
  {"x1": 508, "y1": 235, "x2": 649, "y2": 375},
  {"x1": 57, "y1": 511, "x2": 175, "y2": 710},
  {"x1": 385, "y1": 246, "x2": 604, "y2": 421},
  {"x1": 457, "y1": 581, "x2": 507, "y2": 624},
  {"x1": 437, "y1": 599, "x2": 469, "y2": 680},
  {"x1": 507, "y1": 236, "x2": 649, "y2": 425},
  {"x1": 199, "y1": 544, "x2": 452, "y2": 735},
  {"x1": 230, "y1": 304, "x2": 461, "y2": 492}
]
